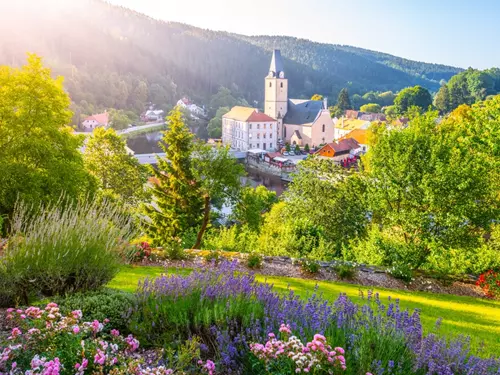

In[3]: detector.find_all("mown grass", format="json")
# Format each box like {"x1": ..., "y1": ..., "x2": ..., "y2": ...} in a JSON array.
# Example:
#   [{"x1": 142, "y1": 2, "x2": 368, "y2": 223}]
[{"x1": 108, "y1": 265, "x2": 500, "y2": 356}]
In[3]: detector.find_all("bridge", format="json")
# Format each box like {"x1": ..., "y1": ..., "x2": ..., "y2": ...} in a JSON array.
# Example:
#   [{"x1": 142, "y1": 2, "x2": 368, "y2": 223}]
[{"x1": 134, "y1": 150, "x2": 247, "y2": 165}]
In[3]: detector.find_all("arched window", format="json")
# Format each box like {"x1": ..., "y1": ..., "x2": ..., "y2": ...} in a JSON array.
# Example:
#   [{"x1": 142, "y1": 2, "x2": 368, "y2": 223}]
[
  {"x1": 322, "y1": 124, "x2": 325, "y2": 132},
  {"x1": 269, "y1": 82, "x2": 272, "y2": 88},
  {"x1": 280, "y1": 82, "x2": 283, "y2": 88}
]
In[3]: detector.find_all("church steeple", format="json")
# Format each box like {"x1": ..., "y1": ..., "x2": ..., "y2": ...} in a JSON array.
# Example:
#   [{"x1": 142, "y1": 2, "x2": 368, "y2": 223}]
[{"x1": 269, "y1": 49, "x2": 285, "y2": 78}]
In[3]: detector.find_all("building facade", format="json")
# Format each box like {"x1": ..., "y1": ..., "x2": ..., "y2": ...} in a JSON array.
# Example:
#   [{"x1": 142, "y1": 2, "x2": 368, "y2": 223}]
[
  {"x1": 81, "y1": 112, "x2": 109, "y2": 131},
  {"x1": 222, "y1": 107, "x2": 277, "y2": 151}
]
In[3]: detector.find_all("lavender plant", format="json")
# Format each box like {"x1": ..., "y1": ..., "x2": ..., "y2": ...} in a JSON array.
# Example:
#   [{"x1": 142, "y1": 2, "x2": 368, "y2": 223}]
[{"x1": 131, "y1": 262, "x2": 500, "y2": 375}]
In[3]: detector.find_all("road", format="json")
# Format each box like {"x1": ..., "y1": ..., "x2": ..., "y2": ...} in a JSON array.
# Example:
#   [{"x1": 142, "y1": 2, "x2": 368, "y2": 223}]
[{"x1": 117, "y1": 121, "x2": 165, "y2": 135}]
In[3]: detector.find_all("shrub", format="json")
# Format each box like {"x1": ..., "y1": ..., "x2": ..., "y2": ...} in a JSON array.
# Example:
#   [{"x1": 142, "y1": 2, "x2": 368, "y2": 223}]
[
  {"x1": 300, "y1": 259, "x2": 320, "y2": 274},
  {"x1": 0, "y1": 197, "x2": 135, "y2": 303},
  {"x1": 246, "y1": 253, "x2": 263, "y2": 269},
  {"x1": 333, "y1": 263, "x2": 356, "y2": 280},
  {"x1": 387, "y1": 263, "x2": 414, "y2": 283},
  {"x1": 203, "y1": 225, "x2": 258, "y2": 253},
  {"x1": 0, "y1": 302, "x2": 212, "y2": 374},
  {"x1": 53, "y1": 289, "x2": 136, "y2": 332},
  {"x1": 477, "y1": 270, "x2": 500, "y2": 298},
  {"x1": 204, "y1": 250, "x2": 222, "y2": 264},
  {"x1": 125, "y1": 241, "x2": 152, "y2": 263}
]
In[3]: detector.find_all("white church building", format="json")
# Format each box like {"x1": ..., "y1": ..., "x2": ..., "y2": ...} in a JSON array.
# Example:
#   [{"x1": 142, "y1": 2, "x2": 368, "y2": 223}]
[{"x1": 223, "y1": 49, "x2": 335, "y2": 150}]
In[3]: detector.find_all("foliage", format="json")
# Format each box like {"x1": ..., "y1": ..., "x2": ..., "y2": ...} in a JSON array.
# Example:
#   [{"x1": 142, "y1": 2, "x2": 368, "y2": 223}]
[
  {"x1": 203, "y1": 250, "x2": 222, "y2": 265},
  {"x1": 0, "y1": 54, "x2": 95, "y2": 218},
  {"x1": 283, "y1": 157, "x2": 368, "y2": 258},
  {"x1": 300, "y1": 259, "x2": 320, "y2": 274},
  {"x1": 208, "y1": 87, "x2": 248, "y2": 117},
  {"x1": 53, "y1": 289, "x2": 136, "y2": 333},
  {"x1": 387, "y1": 264, "x2": 414, "y2": 283},
  {"x1": 232, "y1": 186, "x2": 277, "y2": 231},
  {"x1": 360, "y1": 103, "x2": 382, "y2": 113},
  {"x1": 246, "y1": 253, "x2": 263, "y2": 269},
  {"x1": 304, "y1": 143, "x2": 310, "y2": 152},
  {"x1": 285, "y1": 143, "x2": 291, "y2": 152},
  {"x1": 124, "y1": 242, "x2": 154, "y2": 263},
  {"x1": 191, "y1": 143, "x2": 245, "y2": 248},
  {"x1": 0, "y1": 197, "x2": 135, "y2": 303},
  {"x1": 336, "y1": 88, "x2": 352, "y2": 111},
  {"x1": 311, "y1": 94, "x2": 323, "y2": 100},
  {"x1": 364, "y1": 106, "x2": 499, "y2": 270},
  {"x1": 142, "y1": 107, "x2": 204, "y2": 247},
  {"x1": 203, "y1": 225, "x2": 259, "y2": 253},
  {"x1": 84, "y1": 127, "x2": 148, "y2": 205},
  {"x1": 477, "y1": 270, "x2": 500, "y2": 299},
  {"x1": 109, "y1": 108, "x2": 135, "y2": 130},
  {"x1": 207, "y1": 106, "x2": 229, "y2": 138},
  {"x1": 294, "y1": 144, "x2": 301, "y2": 153},
  {"x1": 328, "y1": 105, "x2": 343, "y2": 118},
  {"x1": 393, "y1": 85, "x2": 432, "y2": 114},
  {"x1": 333, "y1": 264, "x2": 356, "y2": 280},
  {"x1": 352, "y1": 91, "x2": 396, "y2": 110},
  {"x1": 0, "y1": 302, "x2": 210, "y2": 374}
]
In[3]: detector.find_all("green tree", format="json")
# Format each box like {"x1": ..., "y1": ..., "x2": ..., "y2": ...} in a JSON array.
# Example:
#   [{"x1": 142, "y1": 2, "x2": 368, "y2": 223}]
[
  {"x1": 378, "y1": 91, "x2": 396, "y2": 107},
  {"x1": 207, "y1": 106, "x2": 229, "y2": 138},
  {"x1": 0, "y1": 54, "x2": 95, "y2": 217},
  {"x1": 328, "y1": 105, "x2": 343, "y2": 118},
  {"x1": 131, "y1": 81, "x2": 148, "y2": 113},
  {"x1": 337, "y1": 88, "x2": 352, "y2": 111},
  {"x1": 365, "y1": 108, "x2": 499, "y2": 268},
  {"x1": 208, "y1": 87, "x2": 248, "y2": 117},
  {"x1": 311, "y1": 94, "x2": 323, "y2": 101},
  {"x1": 285, "y1": 143, "x2": 291, "y2": 152},
  {"x1": 143, "y1": 107, "x2": 204, "y2": 247},
  {"x1": 232, "y1": 185, "x2": 277, "y2": 231},
  {"x1": 109, "y1": 109, "x2": 132, "y2": 130},
  {"x1": 84, "y1": 127, "x2": 147, "y2": 205},
  {"x1": 283, "y1": 157, "x2": 368, "y2": 258},
  {"x1": 304, "y1": 144, "x2": 310, "y2": 152},
  {"x1": 434, "y1": 84, "x2": 451, "y2": 114},
  {"x1": 394, "y1": 86, "x2": 432, "y2": 114},
  {"x1": 191, "y1": 143, "x2": 245, "y2": 248},
  {"x1": 360, "y1": 103, "x2": 382, "y2": 113}
]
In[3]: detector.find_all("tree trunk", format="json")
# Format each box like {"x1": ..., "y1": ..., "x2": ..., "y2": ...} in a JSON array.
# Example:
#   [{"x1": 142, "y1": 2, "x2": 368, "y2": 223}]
[{"x1": 193, "y1": 194, "x2": 210, "y2": 250}]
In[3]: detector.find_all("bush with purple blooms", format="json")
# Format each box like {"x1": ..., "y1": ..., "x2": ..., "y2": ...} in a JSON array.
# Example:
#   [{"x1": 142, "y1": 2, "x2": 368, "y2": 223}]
[{"x1": 130, "y1": 262, "x2": 500, "y2": 375}]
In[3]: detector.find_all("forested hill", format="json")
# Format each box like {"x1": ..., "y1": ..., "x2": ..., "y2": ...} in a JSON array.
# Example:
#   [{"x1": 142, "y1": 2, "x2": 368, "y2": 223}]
[{"x1": 0, "y1": 0, "x2": 462, "y2": 116}]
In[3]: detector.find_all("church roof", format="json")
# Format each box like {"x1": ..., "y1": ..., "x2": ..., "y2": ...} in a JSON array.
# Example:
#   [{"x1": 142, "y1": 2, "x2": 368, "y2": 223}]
[
  {"x1": 283, "y1": 99, "x2": 324, "y2": 125},
  {"x1": 269, "y1": 49, "x2": 284, "y2": 78}
]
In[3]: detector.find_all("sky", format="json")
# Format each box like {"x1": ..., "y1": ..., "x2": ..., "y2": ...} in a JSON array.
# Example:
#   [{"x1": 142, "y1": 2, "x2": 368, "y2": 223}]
[{"x1": 108, "y1": 0, "x2": 499, "y2": 69}]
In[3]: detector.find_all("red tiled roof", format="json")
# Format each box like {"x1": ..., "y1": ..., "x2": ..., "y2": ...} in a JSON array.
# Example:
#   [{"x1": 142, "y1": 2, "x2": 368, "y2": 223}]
[
  {"x1": 317, "y1": 138, "x2": 360, "y2": 155},
  {"x1": 84, "y1": 112, "x2": 109, "y2": 125},
  {"x1": 247, "y1": 111, "x2": 277, "y2": 122}
]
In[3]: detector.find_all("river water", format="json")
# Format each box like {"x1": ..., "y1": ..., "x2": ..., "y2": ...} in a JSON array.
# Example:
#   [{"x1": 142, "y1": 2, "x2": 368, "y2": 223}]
[{"x1": 126, "y1": 132, "x2": 288, "y2": 196}]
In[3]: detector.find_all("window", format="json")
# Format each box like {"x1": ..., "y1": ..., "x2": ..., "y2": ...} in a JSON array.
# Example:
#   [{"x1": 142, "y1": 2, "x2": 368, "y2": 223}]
[
  {"x1": 269, "y1": 82, "x2": 272, "y2": 87},
  {"x1": 322, "y1": 124, "x2": 325, "y2": 132},
  {"x1": 257, "y1": 143, "x2": 260, "y2": 148},
  {"x1": 249, "y1": 124, "x2": 252, "y2": 130},
  {"x1": 263, "y1": 124, "x2": 266, "y2": 129},
  {"x1": 263, "y1": 133, "x2": 266, "y2": 139},
  {"x1": 269, "y1": 143, "x2": 273, "y2": 148},
  {"x1": 270, "y1": 123, "x2": 273, "y2": 129},
  {"x1": 284, "y1": 128, "x2": 287, "y2": 137},
  {"x1": 257, "y1": 124, "x2": 260, "y2": 129},
  {"x1": 280, "y1": 82, "x2": 283, "y2": 88},
  {"x1": 257, "y1": 133, "x2": 260, "y2": 139},
  {"x1": 269, "y1": 133, "x2": 272, "y2": 138}
]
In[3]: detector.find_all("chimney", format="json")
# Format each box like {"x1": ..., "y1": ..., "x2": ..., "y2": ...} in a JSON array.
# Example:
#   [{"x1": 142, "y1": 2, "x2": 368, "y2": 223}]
[{"x1": 323, "y1": 97, "x2": 328, "y2": 109}]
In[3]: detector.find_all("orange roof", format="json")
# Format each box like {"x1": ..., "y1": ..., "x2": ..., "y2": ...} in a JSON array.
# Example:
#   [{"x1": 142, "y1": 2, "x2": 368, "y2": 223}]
[
  {"x1": 84, "y1": 112, "x2": 109, "y2": 125},
  {"x1": 340, "y1": 128, "x2": 368, "y2": 145},
  {"x1": 247, "y1": 111, "x2": 277, "y2": 122}
]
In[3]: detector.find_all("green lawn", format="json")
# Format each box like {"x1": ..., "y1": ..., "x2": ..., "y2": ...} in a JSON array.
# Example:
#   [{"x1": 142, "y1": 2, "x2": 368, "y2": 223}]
[{"x1": 108, "y1": 265, "x2": 500, "y2": 356}]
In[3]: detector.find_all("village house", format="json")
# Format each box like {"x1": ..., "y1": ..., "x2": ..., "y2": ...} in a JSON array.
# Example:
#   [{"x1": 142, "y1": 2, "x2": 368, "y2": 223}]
[
  {"x1": 81, "y1": 112, "x2": 109, "y2": 131},
  {"x1": 334, "y1": 117, "x2": 371, "y2": 140},
  {"x1": 222, "y1": 106, "x2": 278, "y2": 151},
  {"x1": 176, "y1": 97, "x2": 205, "y2": 117},
  {"x1": 315, "y1": 138, "x2": 360, "y2": 162},
  {"x1": 142, "y1": 110, "x2": 164, "y2": 122},
  {"x1": 339, "y1": 128, "x2": 370, "y2": 153}
]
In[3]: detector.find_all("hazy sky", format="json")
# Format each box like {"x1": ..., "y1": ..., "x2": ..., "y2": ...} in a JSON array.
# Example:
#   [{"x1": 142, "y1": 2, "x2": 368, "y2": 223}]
[{"x1": 108, "y1": 0, "x2": 499, "y2": 69}]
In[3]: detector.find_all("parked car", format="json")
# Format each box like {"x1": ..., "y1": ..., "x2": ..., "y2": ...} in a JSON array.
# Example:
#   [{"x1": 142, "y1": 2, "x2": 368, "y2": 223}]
[
  {"x1": 289, "y1": 151, "x2": 295, "y2": 156},
  {"x1": 283, "y1": 152, "x2": 289, "y2": 156}
]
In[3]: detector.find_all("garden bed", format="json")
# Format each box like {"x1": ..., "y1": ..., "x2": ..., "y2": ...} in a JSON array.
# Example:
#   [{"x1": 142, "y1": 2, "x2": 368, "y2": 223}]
[{"x1": 142, "y1": 252, "x2": 484, "y2": 299}]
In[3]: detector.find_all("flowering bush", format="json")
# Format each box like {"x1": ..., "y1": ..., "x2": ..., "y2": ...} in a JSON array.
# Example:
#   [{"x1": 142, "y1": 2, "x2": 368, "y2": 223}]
[
  {"x1": 477, "y1": 269, "x2": 500, "y2": 298},
  {"x1": 0, "y1": 303, "x2": 212, "y2": 375},
  {"x1": 126, "y1": 242, "x2": 153, "y2": 263},
  {"x1": 250, "y1": 324, "x2": 346, "y2": 374}
]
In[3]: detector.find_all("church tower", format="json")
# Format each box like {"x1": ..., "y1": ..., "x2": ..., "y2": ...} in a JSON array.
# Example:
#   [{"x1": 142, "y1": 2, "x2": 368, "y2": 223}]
[{"x1": 264, "y1": 49, "x2": 288, "y2": 141}]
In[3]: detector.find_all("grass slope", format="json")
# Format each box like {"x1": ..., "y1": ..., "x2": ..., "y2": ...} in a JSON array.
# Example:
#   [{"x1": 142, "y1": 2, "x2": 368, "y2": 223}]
[{"x1": 108, "y1": 265, "x2": 500, "y2": 356}]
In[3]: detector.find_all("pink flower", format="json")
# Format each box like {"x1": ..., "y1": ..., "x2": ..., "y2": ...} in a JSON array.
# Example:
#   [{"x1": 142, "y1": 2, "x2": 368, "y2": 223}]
[
  {"x1": 71, "y1": 310, "x2": 83, "y2": 319},
  {"x1": 73, "y1": 326, "x2": 80, "y2": 334},
  {"x1": 9, "y1": 327, "x2": 22, "y2": 339},
  {"x1": 110, "y1": 329, "x2": 120, "y2": 337},
  {"x1": 104, "y1": 318, "x2": 110, "y2": 324},
  {"x1": 6, "y1": 308, "x2": 14, "y2": 313},
  {"x1": 94, "y1": 349, "x2": 106, "y2": 365},
  {"x1": 334, "y1": 347, "x2": 345, "y2": 355}
]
